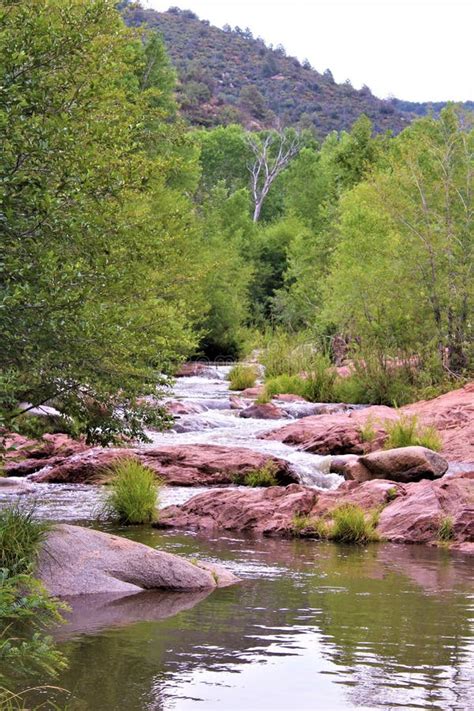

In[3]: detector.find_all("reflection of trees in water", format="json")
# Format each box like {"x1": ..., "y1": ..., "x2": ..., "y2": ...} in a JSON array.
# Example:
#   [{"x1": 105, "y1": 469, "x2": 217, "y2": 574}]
[{"x1": 33, "y1": 536, "x2": 474, "y2": 711}]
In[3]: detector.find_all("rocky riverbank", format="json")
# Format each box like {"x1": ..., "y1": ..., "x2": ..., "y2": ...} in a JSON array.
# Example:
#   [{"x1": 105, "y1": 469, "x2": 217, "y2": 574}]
[{"x1": 156, "y1": 470, "x2": 474, "y2": 554}]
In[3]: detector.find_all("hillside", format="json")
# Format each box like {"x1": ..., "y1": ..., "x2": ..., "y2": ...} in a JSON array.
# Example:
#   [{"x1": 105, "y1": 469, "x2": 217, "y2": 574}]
[{"x1": 122, "y1": 4, "x2": 418, "y2": 135}]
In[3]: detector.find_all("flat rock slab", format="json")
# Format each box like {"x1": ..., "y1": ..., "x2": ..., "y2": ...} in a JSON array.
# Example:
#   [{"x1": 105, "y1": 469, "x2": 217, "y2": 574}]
[
  {"x1": 37, "y1": 524, "x2": 239, "y2": 596},
  {"x1": 31, "y1": 444, "x2": 297, "y2": 487}
]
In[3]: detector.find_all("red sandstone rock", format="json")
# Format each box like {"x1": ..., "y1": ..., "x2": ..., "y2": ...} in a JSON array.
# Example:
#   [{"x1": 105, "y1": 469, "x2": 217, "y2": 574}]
[
  {"x1": 240, "y1": 386, "x2": 265, "y2": 398},
  {"x1": 30, "y1": 444, "x2": 297, "y2": 487},
  {"x1": 239, "y1": 402, "x2": 286, "y2": 420},
  {"x1": 261, "y1": 384, "x2": 474, "y2": 462},
  {"x1": 157, "y1": 473, "x2": 474, "y2": 552},
  {"x1": 175, "y1": 362, "x2": 210, "y2": 377},
  {"x1": 229, "y1": 395, "x2": 247, "y2": 409},
  {"x1": 4, "y1": 433, "x2": 89, "y2": 476},
  {"x1": 165, "y1": 401, "x2": 205, "y2": 416},
  {"x1": 275, "y1": 394, "x2": 307, "y2": 403}
]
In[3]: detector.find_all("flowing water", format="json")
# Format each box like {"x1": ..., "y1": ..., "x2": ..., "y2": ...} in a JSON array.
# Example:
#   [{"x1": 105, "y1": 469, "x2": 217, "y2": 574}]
[{"x1": 2, "y1": 367, "x2": 474, "y2": 710}]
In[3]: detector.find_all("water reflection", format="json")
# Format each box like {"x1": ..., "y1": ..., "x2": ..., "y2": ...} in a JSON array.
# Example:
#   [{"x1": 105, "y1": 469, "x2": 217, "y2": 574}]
[{"x1": 30, "y1": 533, "x2": 473, "y2": 711}]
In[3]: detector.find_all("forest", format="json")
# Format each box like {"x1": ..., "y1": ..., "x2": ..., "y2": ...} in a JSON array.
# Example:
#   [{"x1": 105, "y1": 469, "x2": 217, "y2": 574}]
[{"x1": 1, "y1": 0, "x2": 473, "y2": 443}]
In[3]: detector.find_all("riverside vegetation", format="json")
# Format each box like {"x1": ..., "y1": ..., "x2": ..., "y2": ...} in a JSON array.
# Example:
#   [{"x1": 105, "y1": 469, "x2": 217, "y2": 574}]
[{"x1": 1, "y1": 1, "x2": 472, "y2": 448}]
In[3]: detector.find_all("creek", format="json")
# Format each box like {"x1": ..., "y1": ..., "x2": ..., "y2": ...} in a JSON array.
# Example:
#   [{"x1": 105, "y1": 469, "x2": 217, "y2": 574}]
[{"x1": 2, "y1": 366, "x2": 474, "y2": 710}]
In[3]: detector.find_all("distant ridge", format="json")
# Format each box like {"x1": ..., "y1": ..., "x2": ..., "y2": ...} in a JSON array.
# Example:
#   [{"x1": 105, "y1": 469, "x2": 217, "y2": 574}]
[{"x1": 123, "y1": 3, "x2": 473, "y2": 136}]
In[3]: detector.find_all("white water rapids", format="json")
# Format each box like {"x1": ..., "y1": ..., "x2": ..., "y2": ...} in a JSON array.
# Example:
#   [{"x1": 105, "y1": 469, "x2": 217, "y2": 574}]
[{"x1": 0, "y1": 365, "x2": 344, "y2": 521}]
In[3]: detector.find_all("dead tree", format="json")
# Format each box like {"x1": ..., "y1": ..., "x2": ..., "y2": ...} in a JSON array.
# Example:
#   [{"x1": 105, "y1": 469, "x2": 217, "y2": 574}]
[{"x1": 247, "y1": 129, "x2": 301, "y2": 222}]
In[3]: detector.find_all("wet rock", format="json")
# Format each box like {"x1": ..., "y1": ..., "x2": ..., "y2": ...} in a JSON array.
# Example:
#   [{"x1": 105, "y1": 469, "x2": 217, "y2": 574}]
[
  {"x1": 240, "y1": 386, "x2": 265, "y2": 398},
  {"x1": 166, "y1": 401, "x2": 205, "y2": 416},
  {"x1": 229, "y1": 395, "x2": 247, "y2": 409},
  {"x1": 275, "y1": 394, "x2": 307, "y2": 403},
  {"x1": 176, "y1": 362, "x2": 213, "y2": 378},
  {"x1": 239, "y1": 402, "x2": 286, "y2": 420},
  {"x1": 360, "y1": 446, "x2": 448, "y2": 483},
  {"x1": 37, "y1": 524, "x2": 239, "y2": 596},
  {"x1": 4, "y1": 433, "x2": 89, "y2": 477},
  {"x1": 31, "y1": 444, "x2": 297, "y2": 487},
  {"x1": 330, "y1": 454, "x2": 373, "y2": 482}
]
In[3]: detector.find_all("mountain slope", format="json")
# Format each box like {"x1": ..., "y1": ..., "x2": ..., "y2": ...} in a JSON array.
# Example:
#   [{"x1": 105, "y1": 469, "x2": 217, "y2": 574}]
[{"x1": 123, "y1": 4, "x2": 470, "y2": 136}]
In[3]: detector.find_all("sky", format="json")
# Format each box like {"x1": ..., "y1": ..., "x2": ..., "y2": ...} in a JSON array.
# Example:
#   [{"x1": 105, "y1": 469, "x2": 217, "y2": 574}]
[{"x1": 143, "y1": 0, "x2": 473, "y2": 102}]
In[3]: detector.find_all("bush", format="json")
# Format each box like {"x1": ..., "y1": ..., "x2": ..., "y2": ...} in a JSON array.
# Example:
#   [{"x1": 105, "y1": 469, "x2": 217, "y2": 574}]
[
  {"x1": 264, "y1": 374, "x2": 308, "y2": 399},
  {"x1": 330, "y1": 504, "x2": 379, "y2": 544},
  {"x1": 243, "y1": 461, "x2": 279, "y2": 487},
  {"x1": 259, "y1": 329, "x2": 315, "y2": 378},
  {"x1": 104, "y1": 459, "x2": 160, "y2": 525},
  {"x1": 0, "y1": 506, "x2": 51, "y2": 575},
  {"x1": 228, "y1": 364, "x2": 258, "y2": 390},
  {"x1": 384, "y1": 414, "x2": 442, "y2": 451},
  {"x1": 13, "y1": 414, "x2": 80, "y2": 441}
]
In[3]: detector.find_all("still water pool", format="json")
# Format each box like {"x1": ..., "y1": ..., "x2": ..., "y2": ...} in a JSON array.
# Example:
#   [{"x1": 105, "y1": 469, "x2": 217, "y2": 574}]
[{"x1": 30, "y1": 529, "x2": 474, "y2": 711}]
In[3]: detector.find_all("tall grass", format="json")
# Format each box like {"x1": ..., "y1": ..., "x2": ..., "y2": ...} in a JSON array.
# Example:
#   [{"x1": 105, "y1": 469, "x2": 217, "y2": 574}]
[
  {"x1": 0, "y1": 506, "x2": 51, "y2": 574},
  {"x1": 243, "y1": 461, "x2": 279, "y2": 487},
  {"x1": 104, "y1": 459, "x2": 160, "y2": 525},
  {"x1": 330, "y1": 504, "x2": 379, "y2": 544},
  {"x1": 228, "y1": 364, "x2": 258, "y2": 390},
  {"x1": 259, "y1": 329, "x2": 316, "y2": 378},
  {"x1": 384, "y1": 415, "x2": 442, "y2": 451}
]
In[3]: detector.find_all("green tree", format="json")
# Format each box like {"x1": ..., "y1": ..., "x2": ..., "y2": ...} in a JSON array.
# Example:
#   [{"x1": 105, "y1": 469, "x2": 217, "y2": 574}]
[{"x1": 0, "y1": 0, "x2": 205, "y2": 440}]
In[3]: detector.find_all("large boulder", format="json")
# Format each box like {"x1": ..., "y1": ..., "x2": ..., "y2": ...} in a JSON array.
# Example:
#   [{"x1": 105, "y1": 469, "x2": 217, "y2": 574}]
[
  {"x1": 31, "y1": 444, "x2": 297, "y2": 487},
  {"x1": 37, "y1": 524, "x2": 239, "y2": 596},
  {"x1": 359, "y1": 446, "x2": 448, "y2": 483}
]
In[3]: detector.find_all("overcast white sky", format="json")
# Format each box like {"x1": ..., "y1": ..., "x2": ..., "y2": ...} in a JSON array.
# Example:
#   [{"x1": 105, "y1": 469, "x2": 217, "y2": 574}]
[{"x1": 143, "y1": 0, "x2": 473, "y2": 102}]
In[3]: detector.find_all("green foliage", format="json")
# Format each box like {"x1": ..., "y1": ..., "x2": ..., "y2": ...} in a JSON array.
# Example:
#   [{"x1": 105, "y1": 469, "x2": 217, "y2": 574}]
[
  {"x1": 0, "y1": 0, "x2": 204, "y2": 442},
  {"x1": 243, "y1": 461, "x2": 279, "y2": 487},
  {"x1": 291, "y1": 514, "x2": 331, "y2": 539},
  {"x1": 0, "y1": 507, "x2": 51, "y2": 575},
  {"x1": 13, "y1": 415, "x2": 80, "y2": 442},
  {"x1": 259, "y1": 330, "x2": 316, "y2": 378},
  {"x1": 330, "y1": 504, "x2": 379, "y2": 544},
  {"x1": 438, "y1": 516, "x2": 455, "y2": 542},
  {"x1": 228, "y1": 364, "x2": 258, "y2": 391},
  {"x1": 264, "y1": 375, "x2": 308, "y2": 400},
  {"x1": 384, "y1": 415, "x2": 442, "y2": 451},
  {"x1": 104, "y1": 459, "x2": 160, "y2": 525},
  {"x1": 0, "y1": 508, "x2": 67, "y2": 694}
]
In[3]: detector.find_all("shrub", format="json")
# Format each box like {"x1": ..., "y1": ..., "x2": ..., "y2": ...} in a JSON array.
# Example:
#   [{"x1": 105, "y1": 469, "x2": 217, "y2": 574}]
[
  {"x1": 243, "y1": 461, "x2": 279, "y2": 487},
  {"x1": 104, "y1": 459, "x2": 160, "y2": 525},
  {"x1": 330, "y1": 504, "x2": 379, "y2": 544},
  {"x1": 0, "y1": 506, "x2": 51, "y2": 574},
  {"x1": 438, "y1": 516, "x2": 454, "y2": 542},
  {"x1": 228, "y1": 364, "x2": 258, "y2": 390},
  {"x1": 13, "y1": 414, "x2": 80, "y2": 441},
  {"x1": 384, "y1": 414, "x2": 442, "y2": 451},
  {"x1": 264, "y1": 354, "x2": 337, "y2": 403}
]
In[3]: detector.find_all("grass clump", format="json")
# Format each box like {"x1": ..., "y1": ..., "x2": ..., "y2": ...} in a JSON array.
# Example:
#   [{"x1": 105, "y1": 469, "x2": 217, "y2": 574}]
[
  {"x1": 358, "y1": 416, "x2": 377, "y2": 443},
  {"x1": 438, "y1": 515, "x2": 454, "y2": 542},
  {"x1": 263, "y1": 354, "x2": 337, "y2": 403},
  {"x1": 228, "y1": 363, "x2": 258, "y2": 390},
  {"x1": 384, "y1": 414, "x2": 442, "y2": 451},
  {"x1": 292, "y1": 514, "x2": 331, "y2": 539},
  {"x1": 264, "y1": 374, "x2": 308, "y2": 399},
  {"x1": 385, "y1": 487, "x2": 398, "y2": 502},
  {"x1": 243, "y1": 461, "x2": 279, "y2": 487},
  {"x1": 0, "y1": 506, "x2": 51, "y2": 574},
  {"x1": 104, "y1": 459, "x2": 160, "y2": 525},
  {"x1": 330, "y1": 504, "x2": 379, "y2": 544}
]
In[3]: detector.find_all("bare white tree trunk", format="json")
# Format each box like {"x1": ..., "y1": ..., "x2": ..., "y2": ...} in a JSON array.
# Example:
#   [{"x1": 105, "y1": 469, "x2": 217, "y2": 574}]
[{"x1": 247, "y1": 129, "x2": 301, "y2": 221}]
